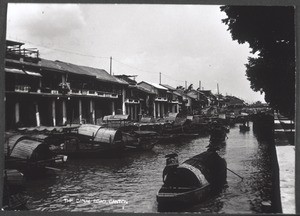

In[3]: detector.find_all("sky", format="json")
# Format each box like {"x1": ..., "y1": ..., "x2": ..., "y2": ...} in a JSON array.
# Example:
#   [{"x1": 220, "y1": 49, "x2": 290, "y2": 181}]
[{"x1": 6, "y1": 4, "x2": 266, "y2": 103}]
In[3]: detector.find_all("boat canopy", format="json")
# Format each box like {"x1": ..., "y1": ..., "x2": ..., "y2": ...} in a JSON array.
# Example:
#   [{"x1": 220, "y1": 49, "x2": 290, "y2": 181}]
[
  {"x1": 5, "y1": 134, "x2": 53, "y2": 161},
  {"x1": 77, "y1": 124, "x2": 122, "y2": 143},
  {"x1": 140, "y1": 116, "x2": 155, "y2": 123},
  {"x1": 184, "y1": 151, "x2": 227, "y2": 186},
  {"x1": 164, "y1": 151, "x2": 226, "y2": 188},
  {"x1": 173, "y1": 115, "x2": 188, "y2": 127},
  {"x1": 164, "y1": 113, "x2": 179, "y2": 122},
  {"x1": 133, "y1": 130, "x2": 158, "y2": 136},
  {"x1": 17, "y1": 125, "x2": 80, "y2": 133},
  {"x1": 164, "y1": 164, "x2": 208, "y2": 188},
  {"x1": 103, "y1": 115, "x2": 130, "y2": 121}
]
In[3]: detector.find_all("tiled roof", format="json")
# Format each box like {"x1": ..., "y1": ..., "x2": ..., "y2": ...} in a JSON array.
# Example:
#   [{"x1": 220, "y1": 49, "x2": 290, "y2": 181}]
[
  {"x1": 136, "y1": 85, "x2": 156, "y2": 95},
  {"x1": 160, "y1": 84, "x2": 176, "y2": 91},
  {"x1": 114, "y1": 75, "x2": 137, "y2": 85},
  {"x1": 138, "y1": 81, "x2": 168, "y2": 90},
  {"x1": 173, "y1": 91, "x2": 182, "y2": 97},
  {"x1": 40, "y1": 59, "x2": 127, "y2": 85},
  {"x1": 40, "y1": 59, "x2": 69, "y2": 73},
  {"x1": 56, "y1": 61, "x2": 127, "y2": 85},
  {"x1": 186, "y1": 92, "x2": 198, "y2": 99}
]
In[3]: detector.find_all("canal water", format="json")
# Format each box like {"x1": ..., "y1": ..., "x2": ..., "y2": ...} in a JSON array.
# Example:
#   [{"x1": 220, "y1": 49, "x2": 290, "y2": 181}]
[{"x1": 23, "y1": 122, "x2": 274, "y2": 213}]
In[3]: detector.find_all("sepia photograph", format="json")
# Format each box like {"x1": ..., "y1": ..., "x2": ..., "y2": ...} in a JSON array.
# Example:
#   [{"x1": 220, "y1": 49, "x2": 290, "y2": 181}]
[{"x1": 1, "y1": 2, "x2": 296, "y2": 214}]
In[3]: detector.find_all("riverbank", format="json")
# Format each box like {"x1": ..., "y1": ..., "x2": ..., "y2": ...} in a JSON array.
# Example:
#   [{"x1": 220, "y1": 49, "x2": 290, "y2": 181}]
[
  {"x1": 276, "y1": 145, "x2": 295, "y2": 214},
  {"x1": 274, "y1": 113, "x2": 295, "y2": 214}
]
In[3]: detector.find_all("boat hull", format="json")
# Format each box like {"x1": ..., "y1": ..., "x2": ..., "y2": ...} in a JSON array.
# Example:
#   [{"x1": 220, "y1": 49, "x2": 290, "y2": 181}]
[
  {"x1": 122, "y1": 131, "x2": 158, "y2": 151},
  {"x1": 53, "y1": 141, "x2": 124, "y2": 158},
  {"x1": 157, "y1": 184, "x2": 211, "y2": 205},
  {"x1": 239, "y1": 125, "x2": 250, "y2": 131}
]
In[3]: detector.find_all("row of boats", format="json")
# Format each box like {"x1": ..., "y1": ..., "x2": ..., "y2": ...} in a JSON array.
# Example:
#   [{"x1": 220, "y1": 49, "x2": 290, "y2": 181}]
[{"x1": 3, "y1": 113, "x2": 250, "y2": 210}]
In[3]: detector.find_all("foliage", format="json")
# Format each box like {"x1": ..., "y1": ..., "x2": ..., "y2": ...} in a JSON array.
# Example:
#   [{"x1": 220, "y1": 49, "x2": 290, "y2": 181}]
[{"x1": 220, "y1": 6, "x2": 295, "y2": 117}]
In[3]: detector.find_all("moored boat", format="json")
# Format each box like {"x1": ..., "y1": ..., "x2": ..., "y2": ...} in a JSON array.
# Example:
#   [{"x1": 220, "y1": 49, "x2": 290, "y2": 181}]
[
  {"x1": 239, "y1": 124, "x2": 250, "y2": 132},
  {"x1": 239, "y1": 121, "x2": 250, "y2": 132},
  {"x1": 102, "y1": 114, "x2": 160, "y2": 150},
  {"x1": 4, "y1": 169, "x2": 25, "y2": 194},
  {"x1": 5, "y1": 133, "x2": 67, "y2": 177},
  {"x1": 49, "y1": 124, "x2": 124, "y2": 158},
  {"x1": 157, "y1": 150, "x2": 227, "y2": 211},
  {"x1": 122, "y1": 130, "x2": 159, "y2": 150},
  {"x1": 2, "y1": 173, "x2": 28, "y2": 211},
  {"x1": 209, "y1": 122, "x2": 228, "y2": 143}
]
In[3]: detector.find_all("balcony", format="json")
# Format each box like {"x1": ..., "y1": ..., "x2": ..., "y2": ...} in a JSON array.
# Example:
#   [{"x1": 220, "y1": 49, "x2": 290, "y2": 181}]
[
  {"x1": 169, "y1": 100, "x2": 179, "y2": 104},
  {"x1": 6, "y1": 40, "x2": 41, "y2": 63},
  {"x1": 155, "y1": 97, "x2": 167, "y2": 102},
  {"x1": 51, "y1": 90, "x2": 59, "y2": 94},
  {"x1": 110, "y1": 93, "x2": 118, "y2": 98},
  {"x1": 125, "y1": 98, "x2": 140, "y2": 104},
  {"x1": 87, "y1": 90, "x2": 97, "y2": 96},
  {"x1": 69, "y1": 89, "x2": 82, "y2": 95},
  {"x1": 15, "y1": 85, "x2": 30, "y2": 93},
  {"x1": 97, "y1": 92, "x2": 105, "y2": 97}
]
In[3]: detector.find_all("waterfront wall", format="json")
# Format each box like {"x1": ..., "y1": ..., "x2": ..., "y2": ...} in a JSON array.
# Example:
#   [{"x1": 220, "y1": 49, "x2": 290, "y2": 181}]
[{"x1": 252, "y1": 113, "x2": 282, "y2": 213}]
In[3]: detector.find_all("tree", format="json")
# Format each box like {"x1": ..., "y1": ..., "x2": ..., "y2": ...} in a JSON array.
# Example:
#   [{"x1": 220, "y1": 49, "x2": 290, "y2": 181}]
[{"x1": 220, "y1": 6, "x2": 295, "y2": 117}]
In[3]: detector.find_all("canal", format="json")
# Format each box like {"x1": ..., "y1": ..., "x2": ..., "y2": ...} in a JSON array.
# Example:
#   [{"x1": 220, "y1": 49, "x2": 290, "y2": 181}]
[{"x1": 23, "y1": 122, "x2": 274, "y2": 213}]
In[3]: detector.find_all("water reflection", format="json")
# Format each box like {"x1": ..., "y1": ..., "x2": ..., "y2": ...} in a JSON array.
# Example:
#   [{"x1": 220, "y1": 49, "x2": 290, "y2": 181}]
[{"x1": 23, "y1": 123, "x2": 273, "y2": 213}]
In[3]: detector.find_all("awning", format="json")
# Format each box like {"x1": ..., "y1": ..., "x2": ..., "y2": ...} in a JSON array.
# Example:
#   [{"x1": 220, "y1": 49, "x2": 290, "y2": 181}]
[
  {"x1": 5, "y1": 68, "x2": 25, "y2": 75},
  {"x1": 5, "y1": 68, "x2": 42, "y2": 77},
  {"x1": 24, "y1": 70, "x2": 42, "y2": 77}
]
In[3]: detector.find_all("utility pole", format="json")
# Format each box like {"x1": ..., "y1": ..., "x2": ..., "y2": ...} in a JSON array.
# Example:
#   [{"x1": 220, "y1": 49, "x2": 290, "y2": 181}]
[
  {"x1": 199, "y1": 81, "x2": 201, "y2": 90},
  {"x1": 217, "y1": 83, "x2": 220, "y2": 95},
  {"x1": 159, "y1": 72, "x2": 161, "y2": 84},
  {"x1": 110, "y1": 56, "x2": 112, "y2": 75}
]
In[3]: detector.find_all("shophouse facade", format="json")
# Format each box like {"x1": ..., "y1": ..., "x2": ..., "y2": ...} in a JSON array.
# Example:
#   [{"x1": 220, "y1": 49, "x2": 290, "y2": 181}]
[
  {"x1": 5, "y1": 40, "x2": 127, "y2": 130},
  {"x1": 159, "y1": 84, "x2": 182, "y2": 114},
  {"x1": 115, "y1": 75, "x2": 155, "y2": 121},
  {"x1": 137, "y1": 81, "x2": 168, "y2": 118}
]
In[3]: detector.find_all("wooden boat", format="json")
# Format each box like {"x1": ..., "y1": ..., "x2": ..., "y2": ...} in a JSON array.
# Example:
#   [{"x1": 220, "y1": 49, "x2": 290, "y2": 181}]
[
  {"x1": 122, "y1": 130, "x2": 159, "y2": 150},
  {"x1": 239, "y1": 121, "x2": 250, "y2": 132},
  {"x1": 157, "y1": 150, "x2": 227, "y2": 210},
  {"x1": 2, "y1": 185, "x2": 28, "y2": 210},
  {"x1": 49, "y1": 124, "x2": 124, "y2": 158},
  {"x1": 5, "y1": 133, "x2": 67, "y2": 177},
  {"x1": 102, "y1": 114, "x2": 131, "y2": 128},
  {"x1": 239, "y1": 124, "x2": 250, "y2": 132},
  {"x1": 3, "y1": 169, "x2": 28, "y2": 210},
  {"x1": 4, "y1": 169, "x2": 25, "y2": 194},
  {"x1": 102, "y1": 115, "x2": 159, "y2": 150},
  {"x1": 209, "y1": 125, "x2": 227, "y2": 143}
]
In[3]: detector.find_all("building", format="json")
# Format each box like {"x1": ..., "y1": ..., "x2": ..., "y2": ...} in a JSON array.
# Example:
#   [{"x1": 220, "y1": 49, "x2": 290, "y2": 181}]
[
  {"x1": 114, "y1": 75, "x2": 156, "y2": 121},
  {"x1": 186, "y1": 89, "x2": 209, "y2": 111},
  {"x1": 223, "y1": 95, "x2": 246, "y2": 108},
  {"x1": 174, "y1": 87, "x2": 194, "y2": 114},
  {"x1": 137, "y1": 81, "x2": 168, "y2": 118},
  {"x1": 199, "y1": 90, "x2": 218, "y2": 107},
  {"x1": 5, "y1": 40, "x2": 128, "y2": 130},
  {"x1": 159, "y1": 84, "x2": 182, "y2": 114}
]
